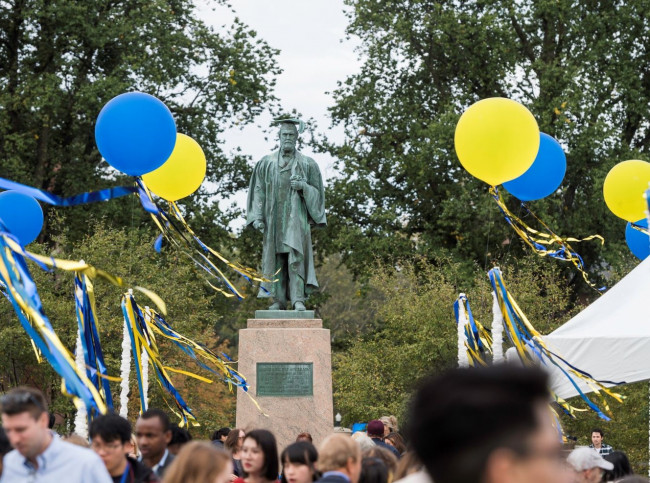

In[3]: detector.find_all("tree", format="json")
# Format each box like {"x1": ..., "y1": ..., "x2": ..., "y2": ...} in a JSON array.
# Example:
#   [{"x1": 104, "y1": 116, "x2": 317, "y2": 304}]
[
  {"x1": 0, "y1": 0, "x2": 280, "y2": 241},
  {"x1": 316, "y1": 0, "x2": 650, "y2": 290},
  {"x1": 333, "y1": 255, "x2": 575, "y2": 424}
]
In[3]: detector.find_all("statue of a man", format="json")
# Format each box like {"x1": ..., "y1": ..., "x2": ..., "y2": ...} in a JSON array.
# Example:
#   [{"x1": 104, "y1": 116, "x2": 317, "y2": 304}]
[{"x1": 246, "y1": 118, "x2": 327, "y2": 311}]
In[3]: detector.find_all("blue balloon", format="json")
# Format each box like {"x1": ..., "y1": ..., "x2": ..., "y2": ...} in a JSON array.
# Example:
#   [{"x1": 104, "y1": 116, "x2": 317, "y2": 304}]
[
  {"x1": 0, "y1": 191, "x2": 44, "y2": 245},
  {"x1": 95, "y1": 92, "x2": 177, "y2": 176},
  {"x1": 626, "y1": 218, "x2": 650, "y2": 260},
  {"x1": 503, "y1": 133, "x2": 567, "y2": 201}
]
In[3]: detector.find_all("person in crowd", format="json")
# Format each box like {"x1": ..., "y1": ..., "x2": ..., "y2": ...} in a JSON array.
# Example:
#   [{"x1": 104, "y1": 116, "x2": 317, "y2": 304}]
[
  {"x1": 162, "y1": 441, "x2": 232, "y2": 483},
  {"x1": 351, "y1": 432, "x2": 375, "y2": 452},
  {"x1": 90, "y1": 412, "x2": 158, "y2": 483},
  {"x1": 604, "y1": 451, "x2": 633, "y2": 482},
  {"x1": 135, "y1": 408, "x2": 175, "y2": 479},
  {"x1": 590, "y1": 428, "x2": 614, "y2": 456},
  {"x1": 567, "y1": 446, "x2": 614, "y2": 483},
  {"x1": 384, "y1": 433, "x2": 406, "y2": 457},
  {"x1": 212, "y1": 427, "x2": 232, "y2": 449},
  {"x1": 363, "y1": 446, "x2": 397, "y2": 481},
  {"x1": 0, "y1": 386, "x2": 112, "y2": 482},
  {"x1": 225, "y1": 428, "x2": 246, "y2": 478},
  {"x1": 62, "y1": 433, "x2": 90, "y2": 447},
  {"x1": 366, "y1": 420, "x2": 400, "y2": 459},
  {"x1": 281, "y1": 440, "x2": 319, "y2": 483},
  {"x1": 167, "y1": 425, "x2": 192, "y2": 455},
  {"x1": 0, "y1": 427, "x2": 12, "y2": 477},
  {"x1": 379, "y1": 417, "x2": 398, "y2": 438},
  {"x1": 235, "y1": 429, "x2": 279, "y2": 483},
  {"x1": 359, "y1": 457, "x2": 389, "y2": 483},
  {"x1": 297, "y1": 432, "x2": 313, "y2": 443},
  {"x1": 408, "y1": 365, "x2": 571, "y2": 483},
  {"x1": 316, "y1": 434, "x2": 362, "y2": 483},
  {"x1": 127, "y1": 433, "x2": 140, "y2": 459}
]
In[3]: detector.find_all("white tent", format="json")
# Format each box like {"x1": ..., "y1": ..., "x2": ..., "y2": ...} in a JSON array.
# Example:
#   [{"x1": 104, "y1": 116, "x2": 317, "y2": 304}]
[{"x1": 543, "y1": 255, "x2": 650, "y2": 400}]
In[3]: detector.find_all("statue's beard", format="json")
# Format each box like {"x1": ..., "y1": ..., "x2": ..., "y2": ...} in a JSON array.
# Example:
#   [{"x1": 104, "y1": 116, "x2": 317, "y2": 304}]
[{"x1": 281, "y1": 143, "x2": 295, "y2": 155}]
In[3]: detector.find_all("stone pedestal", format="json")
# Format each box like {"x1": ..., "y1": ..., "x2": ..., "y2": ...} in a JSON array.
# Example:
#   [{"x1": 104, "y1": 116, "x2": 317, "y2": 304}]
[{"x1": 236, "y1": 312, "x2": 333, "y2": 452}]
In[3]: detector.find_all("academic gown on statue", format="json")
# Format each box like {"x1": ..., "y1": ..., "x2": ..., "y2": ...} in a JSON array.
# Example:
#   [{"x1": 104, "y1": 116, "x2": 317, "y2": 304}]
[{"x1": 246, "y1": 150, "x2": 326, "y2": 299}]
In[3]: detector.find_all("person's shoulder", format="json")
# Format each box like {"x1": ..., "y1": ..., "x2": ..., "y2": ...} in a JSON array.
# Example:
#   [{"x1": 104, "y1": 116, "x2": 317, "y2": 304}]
[
  {"x1": 316, "y1": 474, "x2": 348, "y2": 483},
  {"x1": 2, "y1": 448, "x2": 23, "y2": 468},
  {"x1": 394, "y1": 470, "x2": 433, "y2": 483}
]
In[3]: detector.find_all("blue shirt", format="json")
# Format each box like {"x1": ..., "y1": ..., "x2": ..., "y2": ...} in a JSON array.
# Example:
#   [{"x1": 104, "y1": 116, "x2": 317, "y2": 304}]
[
  {"x1": 322, "y1": 472, "x2": 351, "y2": 482},
  {"x1": 1, "y1": 432, "x2": 112, "y2": 482}
]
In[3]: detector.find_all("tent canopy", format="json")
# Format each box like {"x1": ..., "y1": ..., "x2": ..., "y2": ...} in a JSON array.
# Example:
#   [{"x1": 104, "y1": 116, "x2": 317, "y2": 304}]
[{"x1": 542, "y1": 256, "x2": 650, "y2": 399}]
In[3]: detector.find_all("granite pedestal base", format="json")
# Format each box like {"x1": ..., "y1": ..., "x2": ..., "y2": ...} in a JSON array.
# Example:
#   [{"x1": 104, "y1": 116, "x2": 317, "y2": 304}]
[{"x1": 235, "y1": 315, "x2": 333, "y2": 452}]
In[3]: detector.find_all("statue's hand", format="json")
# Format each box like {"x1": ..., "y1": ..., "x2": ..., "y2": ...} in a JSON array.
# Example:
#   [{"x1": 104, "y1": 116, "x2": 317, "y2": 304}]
[
  {"x1": 253, "y1": 220, "x2": 265, "y2": 232},
  {"x1": 290, "y1": 176, "x2": 307, "y2": 191}
]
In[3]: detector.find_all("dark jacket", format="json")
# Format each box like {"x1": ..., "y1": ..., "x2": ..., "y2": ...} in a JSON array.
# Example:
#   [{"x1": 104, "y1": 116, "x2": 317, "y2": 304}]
[
  {"x1": 370, "y1": 437, "x2": 401, "y2": 459},
  {"x1": 112, "y1": 456, "x2": 159, "y2": 483},
  {"x1": 154, "y1": 451, "x2": 175, "y2": 479}
]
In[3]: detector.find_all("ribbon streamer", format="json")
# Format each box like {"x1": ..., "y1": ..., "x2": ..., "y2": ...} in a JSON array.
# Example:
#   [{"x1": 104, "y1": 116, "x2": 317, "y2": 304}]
[
  {"x1": 488, "y1": 267, "x2": 623, "y2": 420},
  {"x1": 120, "y1": 292, "x2": 262, "y2": 425},
  {"x1": 0, "y1": 176, "x2": 137, "y2": 206},
  {"x1": 0, "y1": 229, "x2": 107, "y2": 416},
  {"x1": 73, "y1": 272, "x2": 114, "y2": 410},
  {"x1": 136, "y1": 180, "x2": 269, "y2": 300},
  {"x1": 489, "y1": 187, "x2": 604, "y2": 290},
  {"x1": 453, "y1": 294, "x2": 492, "y2": 367}
]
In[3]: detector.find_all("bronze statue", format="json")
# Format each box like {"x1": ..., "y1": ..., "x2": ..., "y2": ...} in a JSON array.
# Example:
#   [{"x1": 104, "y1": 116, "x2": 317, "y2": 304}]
[{"x1": 246, "y1": 118, "x2": 326, "y2": 311}]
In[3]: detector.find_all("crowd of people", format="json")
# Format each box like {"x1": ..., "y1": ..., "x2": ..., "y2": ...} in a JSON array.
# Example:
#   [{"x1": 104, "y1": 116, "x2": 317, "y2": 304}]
[{"x1": 0, "y1": 364, "x2": 648, "y2": 482}]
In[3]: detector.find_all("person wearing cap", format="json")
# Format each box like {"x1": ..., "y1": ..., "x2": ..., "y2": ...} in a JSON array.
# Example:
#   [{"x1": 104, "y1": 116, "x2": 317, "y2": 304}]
[
  {"x1": 567, "y1": 447, "x2": 614, "y2": 483},
  {"x1": 246, "y1": 117, "x2": 326, "y2": 312},
  {"x1": 366, "y1": 420, "x2": 400, "y2": 459}
]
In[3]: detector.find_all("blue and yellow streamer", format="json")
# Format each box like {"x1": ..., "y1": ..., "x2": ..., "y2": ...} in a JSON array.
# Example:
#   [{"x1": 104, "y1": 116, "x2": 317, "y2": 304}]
[
  {"x1": 490, "y1": 187, "x2": 604, "y2": 290},
  {"x1": 453, "y1": 294, "x2": 492, "y2": 366},
  {"x1": 488, "y1": 267, "x2": 623, "y2": 420}
]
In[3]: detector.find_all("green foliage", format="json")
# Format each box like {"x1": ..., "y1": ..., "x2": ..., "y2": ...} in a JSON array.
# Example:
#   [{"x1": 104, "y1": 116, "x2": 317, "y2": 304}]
[
  {"x1": 332, "y1": 255, "x2": 575, "y2": 425},
  {"x1": 316, "y1": 0, "x2": 649, "y2": 291},
  {"x1": 0, "y1": 222, "x2": 240, "y2": 435}
]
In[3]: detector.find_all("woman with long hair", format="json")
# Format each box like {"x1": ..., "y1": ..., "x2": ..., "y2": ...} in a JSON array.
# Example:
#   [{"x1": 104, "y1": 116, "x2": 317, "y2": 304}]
[
  {"x1": 280, "y1": 441, "x2": 319, "y2": 483},
  {"x1": 234, "y1": 429, "x2": 279, "y2": 483},
  {"x1": 225, "y1": 428, "x2": 246, "y2": 478},
  {"x1": 163, "y1": 441, "x2": 232, "y2": 483}
]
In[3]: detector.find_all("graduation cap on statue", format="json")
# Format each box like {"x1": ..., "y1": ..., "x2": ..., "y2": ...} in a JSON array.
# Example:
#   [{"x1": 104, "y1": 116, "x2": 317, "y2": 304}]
[{"x1": 273, "y1": 116, "x2": 306, "y2": 134}]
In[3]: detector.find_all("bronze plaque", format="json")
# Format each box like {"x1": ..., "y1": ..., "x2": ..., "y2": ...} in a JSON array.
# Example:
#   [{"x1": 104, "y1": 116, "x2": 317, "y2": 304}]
[{"x1": 256, "y1": 363, "x2": 313, "y2": 397}]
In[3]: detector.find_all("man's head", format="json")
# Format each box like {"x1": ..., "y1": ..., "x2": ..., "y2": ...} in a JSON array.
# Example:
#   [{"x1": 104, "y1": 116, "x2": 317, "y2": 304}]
[
  {"x1": 135, "y1": 408, "x2": 172, "y2": 463},
  {"x1": 366, "y1": 420, "x2": 384, "y2": 438},
  {"x1": 0, "y1": 387, "x2": 50, "y2": 460},
  {"x1": 591, "y1": 429, "x2": 603, "y2": 447},
  {"x1": 317, "y1": 434, "x2": 362, "y2": 483},
  {"x1": 211, "y1": 427, "x2": 230, "y2": 443},
  {"x1": 168, "y1": 425, "x2": 192, "y2": 455},
  {"x1": 90, "y1": 413, "x2": 131, "y2": 476},
  {"x1": 408, "y1": 365, "x2": 570, "y2": 483},
  {"x1": 567, "y1": 447, "x2": 613, "y2": 483},
  {"x1": 278, "y1": 122, "x2": 299, "y2": 154}
]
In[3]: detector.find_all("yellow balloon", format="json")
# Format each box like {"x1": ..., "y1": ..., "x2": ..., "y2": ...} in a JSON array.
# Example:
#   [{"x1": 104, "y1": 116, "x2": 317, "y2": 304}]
[
  {"x1": 603, "y1": 160, "x2": 650, "y2": 221},
  {"x1": 454, "y1": 98, "x2": 540, "y2": 186},
  {"x1": 142, "y1": 133, "x2": 206, "y2": 201}
]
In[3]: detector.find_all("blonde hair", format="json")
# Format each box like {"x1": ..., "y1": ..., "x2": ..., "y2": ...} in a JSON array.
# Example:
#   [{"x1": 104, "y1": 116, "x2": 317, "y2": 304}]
[
  {"x1": 163, "y1": 441, "x2": 231, "y2": 483},
  {"x1": 317, "y1": 434, "x2": 360, "y2": 472},
  {"x1": 379, "y1": 416, "x2": 398, "y2": 433},
  {"x1": 62, "y1": 433, "x2": 89, "y2": 448}
]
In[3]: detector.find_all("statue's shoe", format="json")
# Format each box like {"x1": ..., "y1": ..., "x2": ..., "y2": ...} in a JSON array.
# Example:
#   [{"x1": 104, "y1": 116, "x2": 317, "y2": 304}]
[
  {"x1": 268, "y1": 301, "x2": 286, "y2": 310},
  {"x1": 294, "y1": 301, "x2": 306, "y2": 311}
]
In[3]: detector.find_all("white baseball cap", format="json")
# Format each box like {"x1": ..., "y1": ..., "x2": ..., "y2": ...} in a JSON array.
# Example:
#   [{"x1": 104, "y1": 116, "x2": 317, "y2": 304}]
[{"x1": 567, "y1": 447, "x2": 614, "y2": 471}]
